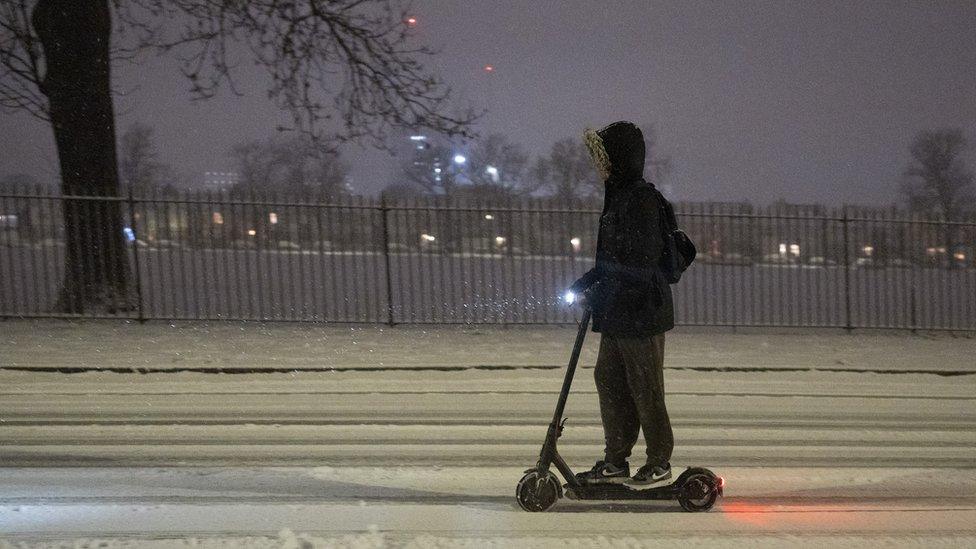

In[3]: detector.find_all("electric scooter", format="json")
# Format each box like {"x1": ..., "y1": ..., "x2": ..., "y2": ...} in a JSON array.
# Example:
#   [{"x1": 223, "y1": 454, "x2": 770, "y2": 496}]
[{"x1": 516, "y1": 308, "x2": 724, "y2": 512}]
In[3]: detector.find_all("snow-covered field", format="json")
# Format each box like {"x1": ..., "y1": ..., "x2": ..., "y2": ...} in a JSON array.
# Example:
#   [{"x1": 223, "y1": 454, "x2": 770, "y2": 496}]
[
  {"x1": 1, "y1": 321, "x2": 975, "y2": 547},
  {"x1": 5, "y1": 245, "x2": 976, "y2": 329}
]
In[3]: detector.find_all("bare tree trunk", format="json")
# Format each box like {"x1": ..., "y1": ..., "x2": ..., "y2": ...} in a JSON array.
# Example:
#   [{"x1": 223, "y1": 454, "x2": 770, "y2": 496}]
[{"x1": 33, "y1": 0, "x2": 132, "y2": 314}]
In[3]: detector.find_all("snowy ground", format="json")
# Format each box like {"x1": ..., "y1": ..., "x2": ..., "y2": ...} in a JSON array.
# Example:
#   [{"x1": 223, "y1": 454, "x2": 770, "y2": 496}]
[{"x1": 1, "y1": 321, "x2": 975, "y2": 547}]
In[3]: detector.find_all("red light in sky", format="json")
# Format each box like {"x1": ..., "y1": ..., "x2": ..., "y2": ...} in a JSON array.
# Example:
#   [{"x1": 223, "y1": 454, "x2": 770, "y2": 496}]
[
  {"x1": 405, "y1": 16, "x2": 417, "y2": 26},
  {"x1": 484, "y1": 64, "x2": 494, "y2": 72}
]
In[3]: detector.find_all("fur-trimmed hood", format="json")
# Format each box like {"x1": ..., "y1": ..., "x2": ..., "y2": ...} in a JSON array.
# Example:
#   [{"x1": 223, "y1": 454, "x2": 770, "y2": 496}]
[{"x1": 584, "y1": 121, "x2": 646, "y2": 182}]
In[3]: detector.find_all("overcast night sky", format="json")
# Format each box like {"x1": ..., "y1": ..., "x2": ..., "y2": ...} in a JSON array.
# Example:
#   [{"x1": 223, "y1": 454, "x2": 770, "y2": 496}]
[{"x1": 1, "y1": 0, "x2": 975, "y2": 206}]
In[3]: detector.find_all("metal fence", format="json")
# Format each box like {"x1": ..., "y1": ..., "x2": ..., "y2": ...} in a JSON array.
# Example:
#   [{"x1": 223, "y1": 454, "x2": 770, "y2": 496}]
[{"x1": 2, "y1": 186, "x2": 975, "y2": 330}]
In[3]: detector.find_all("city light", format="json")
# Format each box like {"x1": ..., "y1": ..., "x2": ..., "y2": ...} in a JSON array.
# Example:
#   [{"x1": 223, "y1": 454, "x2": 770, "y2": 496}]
[
  {"x1": 434, "y1": 167, "x2": 442, "y2": 174},
  {"x1": 247, "y1": 229, "x2": 257, "y2": 236},
  {"x1": 212, "y1": 212, "x2": 224, "y2": 225},
  {"x1": 409, "y1": 135, "x2": 427, "y2": 141},
  {"x1": 269, "y1": 212, "x2": 278, "y2": 224},
  {"x1": 484, "y1": 64, "x2": 494, "y2": 72},
  {"x1": 453, "y1": 154, "x2": 466, "y2": 165},
  {"x1": 563, "y1": 291, "x2": 577, "y2": 304},
  {"x1": 484, "y1": 214, "x2": 494, "y2": 220},
  {"x1": 405, "y1": 16, "x2": 417, "y2": 26},
  {"x1": 420, "y1": 233, "x2": 436, "y2": 242},
  {"x1": 955, "y1": 252, "x2": 967, "y2": 261},
  {"x1": 495, "y1": 236, "x2": 506, "y2": 245},
  {"x1": 486, "y1": 165, "x2": 499, "y2": 182},
  {"x1": 570, "y1": 237, "x2": 581, "y2": 252},
  {"x1": 790, "y1": 244, "x2": 800, "y2": 257},
  {"x1": 863, "y1": 245, "x2": 874, "y2": 256}
]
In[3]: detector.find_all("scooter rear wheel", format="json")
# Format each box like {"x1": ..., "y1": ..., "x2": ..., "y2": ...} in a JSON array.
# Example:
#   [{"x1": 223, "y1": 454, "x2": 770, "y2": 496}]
[
  {"x1": 677, "y1": 472, "x2": 719, "y2": 512},
  {"x1": 516, "y1": 471, "x2": 561, "y2": 512}
]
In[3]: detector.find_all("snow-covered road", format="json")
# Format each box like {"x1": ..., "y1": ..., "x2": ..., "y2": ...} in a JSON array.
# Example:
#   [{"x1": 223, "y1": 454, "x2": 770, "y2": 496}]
[
  {"x1": 2, "y1": 466, "x2": 975, "y2": 547},
  {"x1": 2, "y1": 322, "x2": 975, "y2": 546},
  {"x1": 2, "y1": 365, "x2": 975, "y2": 547}
]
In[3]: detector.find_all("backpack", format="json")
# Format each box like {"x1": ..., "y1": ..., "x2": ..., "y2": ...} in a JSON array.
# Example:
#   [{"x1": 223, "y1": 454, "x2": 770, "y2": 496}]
[{"x1": 653, "y1": 189, "x2": 696, "y2": 284}]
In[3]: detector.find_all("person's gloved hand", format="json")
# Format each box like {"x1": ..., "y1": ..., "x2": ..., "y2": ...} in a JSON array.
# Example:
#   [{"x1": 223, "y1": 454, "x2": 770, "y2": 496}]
[
  {"x1": 563, "y1": 287, "x2": 589, "y2": 309},
  {"x1": 566, "y1": 274, "x2": 590, "y2": 308}
]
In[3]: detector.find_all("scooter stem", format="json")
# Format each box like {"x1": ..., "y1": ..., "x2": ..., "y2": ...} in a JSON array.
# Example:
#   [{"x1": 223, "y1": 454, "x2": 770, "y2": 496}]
[{"x1": 550, "y1": 309, "x2": 591, "y2": 427}]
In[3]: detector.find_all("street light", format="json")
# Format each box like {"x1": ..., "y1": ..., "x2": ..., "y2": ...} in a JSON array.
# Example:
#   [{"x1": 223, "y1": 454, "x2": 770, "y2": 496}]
[
  {"x1": 453, "y1": 154, "x2": 466, "y2": 165},
  {"x1": 486, "y1": 165, "x2": 499, "y2": 182}
]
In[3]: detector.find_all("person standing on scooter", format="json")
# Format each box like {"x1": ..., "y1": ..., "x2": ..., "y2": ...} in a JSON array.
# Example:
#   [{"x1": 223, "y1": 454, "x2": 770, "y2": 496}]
[{"x1": 569, "y1": 120, "x2": 675, "y2": 486}]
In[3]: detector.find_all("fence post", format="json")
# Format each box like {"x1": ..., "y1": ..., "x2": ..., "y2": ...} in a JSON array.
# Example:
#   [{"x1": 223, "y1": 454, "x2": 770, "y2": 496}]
[
  {"x1": 127, "y1": 186, "x2": 145, "y2": 323},
  {"x1": 379, "y1": 197, "x2": 395, "y2": 326},
  {"x1": 842, "y1": 205, "x2": 852, "y2": 332},
  {"x1": 909, "y1": 212, "x2": 918, "y2": 333}
]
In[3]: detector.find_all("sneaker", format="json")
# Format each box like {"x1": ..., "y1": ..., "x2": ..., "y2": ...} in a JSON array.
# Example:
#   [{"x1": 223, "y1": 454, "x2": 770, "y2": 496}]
[
  {"x1": 575, "y1": 460, "x2": 630, "y2": 483},
  {"x1": 626, "y1": 462, "x2": 672, "y2": 486}
]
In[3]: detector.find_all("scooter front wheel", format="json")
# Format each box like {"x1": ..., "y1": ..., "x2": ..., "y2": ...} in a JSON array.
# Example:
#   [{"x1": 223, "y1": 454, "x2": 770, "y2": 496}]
[
  {"x1": 677, "y1": 472, "x2": 719, "y2": 512},
  {"x1": 516, "y1": 470, "x2": 562, "y2": 512}
]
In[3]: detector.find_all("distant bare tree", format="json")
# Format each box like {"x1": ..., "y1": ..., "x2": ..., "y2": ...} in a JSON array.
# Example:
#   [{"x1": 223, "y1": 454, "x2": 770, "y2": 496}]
[
  {"x1": 119, "y1": 122, "x2": 166, "y2": 195},
  {"x1": 534, "y1": 138, "x2": 595, "y2": 203},
  {"x1": 900, "y1": 128, "x2": 976, "y2": 266},
  {"x1": 231, "y1": 137, "x2": 349, "y2": 198},
  {"x1": 466, "y1": 134, "x2": 532, "y2": 195},
  {"x1": 900, "y1": 129, "x2": 975, "y2": 220},
  {"x1": 535, "y1": 125, "x2": 671, "y2": 203},
  {"x1": 0, "y1": 0, "x2": 473, "y2": 313}
]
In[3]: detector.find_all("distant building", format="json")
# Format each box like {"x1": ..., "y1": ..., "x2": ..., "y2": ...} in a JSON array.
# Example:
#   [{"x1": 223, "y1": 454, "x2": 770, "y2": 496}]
[{"x1": 203, "y1": 171, "x2": 239, "y2": 191}]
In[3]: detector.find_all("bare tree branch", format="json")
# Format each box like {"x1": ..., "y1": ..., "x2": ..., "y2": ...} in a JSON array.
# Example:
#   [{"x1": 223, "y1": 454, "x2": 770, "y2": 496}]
[
  {"x1": 0, "y1": 0, "x2": 48, "y2": 120},
  {"x1": 113, "y1": 0, "x2": 478, "y2": 153}
]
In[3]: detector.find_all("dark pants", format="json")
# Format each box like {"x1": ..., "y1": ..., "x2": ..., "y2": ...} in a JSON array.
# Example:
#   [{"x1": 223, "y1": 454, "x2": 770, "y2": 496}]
[{"x1": 594, "y1": 332, "x2": 673, "y2": 466}]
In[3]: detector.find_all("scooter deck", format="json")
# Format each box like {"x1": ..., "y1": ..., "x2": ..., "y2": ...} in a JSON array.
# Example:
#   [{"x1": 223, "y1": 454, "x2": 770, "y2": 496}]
[{"x1": 566, "y1": 480, "x2": 679, "y2": 501}]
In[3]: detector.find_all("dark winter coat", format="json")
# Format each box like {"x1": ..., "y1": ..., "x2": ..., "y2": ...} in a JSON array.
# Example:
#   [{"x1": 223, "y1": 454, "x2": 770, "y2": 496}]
[{"x1": 571, "y1": 121, "x2": 674, "y2": 336}]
